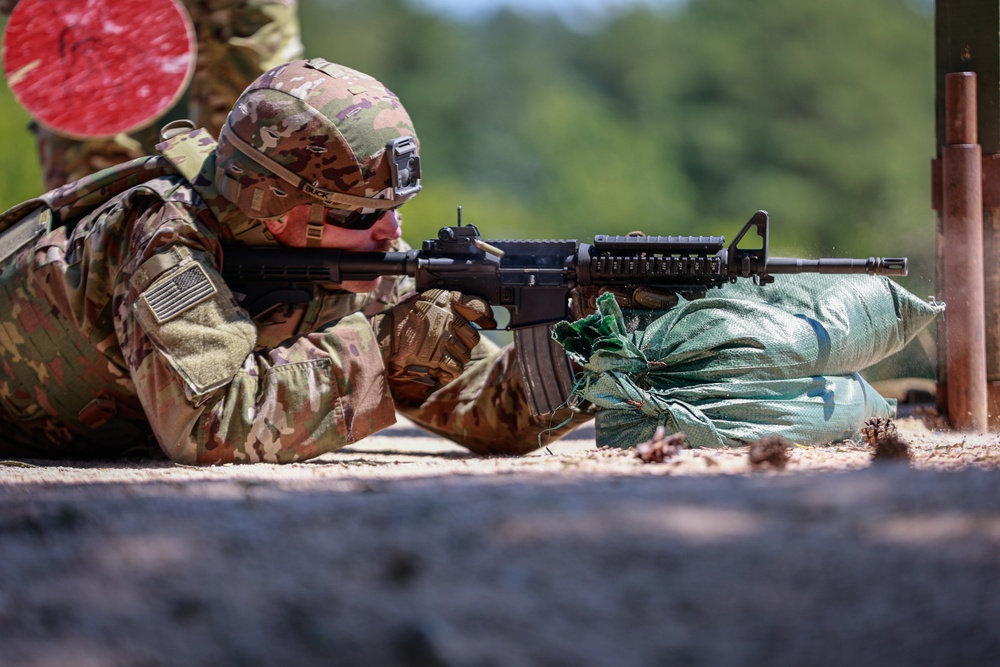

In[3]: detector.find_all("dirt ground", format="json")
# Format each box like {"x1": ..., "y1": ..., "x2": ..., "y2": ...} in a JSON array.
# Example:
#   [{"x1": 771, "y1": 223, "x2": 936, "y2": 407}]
[{"x1": 1, "y1": 410, "x2": 999, "y2": 667}]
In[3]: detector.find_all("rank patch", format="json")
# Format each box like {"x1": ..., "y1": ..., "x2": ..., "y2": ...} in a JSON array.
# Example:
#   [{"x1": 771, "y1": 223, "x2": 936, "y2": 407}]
[{"x1": 141, "y1": 263, "x2": 217, "y2": 323}]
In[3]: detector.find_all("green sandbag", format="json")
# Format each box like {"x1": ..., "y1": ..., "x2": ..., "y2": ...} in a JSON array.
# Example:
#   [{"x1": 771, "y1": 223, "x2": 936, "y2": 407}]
[
  {"x1": 554, "y1": 275, "x2": 943, "y2": 448},
  {"x1": 587, "y1": 373, "x2": 893, "y2": 449}
]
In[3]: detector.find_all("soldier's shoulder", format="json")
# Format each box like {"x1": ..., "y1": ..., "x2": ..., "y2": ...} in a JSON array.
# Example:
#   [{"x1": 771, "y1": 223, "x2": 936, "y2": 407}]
[{"x1": 117, "y1": 174, "x2": 204, "y2": 209}]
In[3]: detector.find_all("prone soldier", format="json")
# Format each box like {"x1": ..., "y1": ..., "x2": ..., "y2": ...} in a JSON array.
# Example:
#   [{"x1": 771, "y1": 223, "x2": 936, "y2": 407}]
[{"x1": 0, "y1": 58, "x2": 592, "y2": 463}]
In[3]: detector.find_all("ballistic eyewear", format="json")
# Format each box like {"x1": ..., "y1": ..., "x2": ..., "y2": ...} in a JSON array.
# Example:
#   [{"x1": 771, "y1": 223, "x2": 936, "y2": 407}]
[{"x1": 323, "y1": 208, "x2": 391, "y2": 230}]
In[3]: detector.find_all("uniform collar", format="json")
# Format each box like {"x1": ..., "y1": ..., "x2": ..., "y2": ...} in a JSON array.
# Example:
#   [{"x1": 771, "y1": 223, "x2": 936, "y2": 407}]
[{"x1": 157, "y1": 128, "x2": 269, "y2": 243}]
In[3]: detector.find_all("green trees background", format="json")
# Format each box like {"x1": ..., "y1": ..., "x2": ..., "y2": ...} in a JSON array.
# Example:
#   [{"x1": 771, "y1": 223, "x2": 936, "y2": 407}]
[
  {"x1": 0, "y1": 0, "x2": 938, "y2": 372},
  {"x1": 292, "y1": 0, "x2": 936, "y2": 285}
]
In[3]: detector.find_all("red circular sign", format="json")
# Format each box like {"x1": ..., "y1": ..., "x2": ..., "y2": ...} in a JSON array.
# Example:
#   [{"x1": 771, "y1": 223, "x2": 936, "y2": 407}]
[{"x1": 2, "y1": 0, "x2": 196, "y2": 139}]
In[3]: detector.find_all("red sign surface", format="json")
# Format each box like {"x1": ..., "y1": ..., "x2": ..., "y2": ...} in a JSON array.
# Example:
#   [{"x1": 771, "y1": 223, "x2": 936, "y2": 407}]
[{"x1": 2, "y1": 0, "x2": 196, "y2": 138}]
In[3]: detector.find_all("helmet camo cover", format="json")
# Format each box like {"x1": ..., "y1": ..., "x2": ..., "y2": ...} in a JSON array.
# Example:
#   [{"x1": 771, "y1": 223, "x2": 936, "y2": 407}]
[{"x1": 216, "y1": 58, "x2": 420, "y2": 220}]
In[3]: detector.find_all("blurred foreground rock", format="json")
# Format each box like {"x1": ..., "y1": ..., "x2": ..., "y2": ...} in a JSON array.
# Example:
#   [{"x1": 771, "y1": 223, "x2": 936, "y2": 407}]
[{"x1": 0, "y1": 417, "x2": 997, "y2": 667}]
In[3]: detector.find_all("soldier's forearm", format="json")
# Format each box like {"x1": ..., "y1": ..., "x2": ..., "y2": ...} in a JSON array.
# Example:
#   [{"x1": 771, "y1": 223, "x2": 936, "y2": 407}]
[
  {"x1": 397, "y1": 343, "x2": 592, "y2": 456},
  {"x1": 136, "y1": 314, "x2": 397, "y2": 464}
]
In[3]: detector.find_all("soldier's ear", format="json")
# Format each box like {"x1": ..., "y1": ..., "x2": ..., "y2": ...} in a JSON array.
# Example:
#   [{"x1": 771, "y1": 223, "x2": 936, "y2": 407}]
[{"x1": 263, "y1": 217, "x2": 288, "y2": 236}]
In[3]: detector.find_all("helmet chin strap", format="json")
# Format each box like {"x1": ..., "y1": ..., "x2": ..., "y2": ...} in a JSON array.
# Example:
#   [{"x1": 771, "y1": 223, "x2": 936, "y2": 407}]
[{"x1": 306, "y1": 203, "x2": 325, "y2": 247}]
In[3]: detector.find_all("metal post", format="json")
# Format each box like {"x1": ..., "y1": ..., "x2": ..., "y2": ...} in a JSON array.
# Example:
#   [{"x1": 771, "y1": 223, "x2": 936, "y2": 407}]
[{"x1": 942, "y1": 72, "x2": 989, "y2": 431}]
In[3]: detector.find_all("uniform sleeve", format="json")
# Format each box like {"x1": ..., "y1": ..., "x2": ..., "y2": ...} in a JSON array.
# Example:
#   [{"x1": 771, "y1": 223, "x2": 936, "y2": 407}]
[
  {"x1": 395, "y1": 338, "x2": 594, "y2": 456},
  {"x1": 117, "y1": 210, "x2": 395, "y2": 464}
]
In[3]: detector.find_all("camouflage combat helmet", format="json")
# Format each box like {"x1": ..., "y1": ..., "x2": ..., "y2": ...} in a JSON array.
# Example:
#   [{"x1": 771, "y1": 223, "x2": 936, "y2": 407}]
[{"x1": 215, "y1": 58, "x2": 421, "y2": 239}]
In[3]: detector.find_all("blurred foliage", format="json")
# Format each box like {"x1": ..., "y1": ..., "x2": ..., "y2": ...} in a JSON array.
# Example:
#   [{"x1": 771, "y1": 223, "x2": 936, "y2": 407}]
[
  {"x1": 0, "y1": 16, "x2": 42, "y2": 214},
  {"x1": 295, "y1": 0, "x2": 935, "y2": 288},
  {"x1": 0, "y1": 0, "x2": 938, "y2": 376}
]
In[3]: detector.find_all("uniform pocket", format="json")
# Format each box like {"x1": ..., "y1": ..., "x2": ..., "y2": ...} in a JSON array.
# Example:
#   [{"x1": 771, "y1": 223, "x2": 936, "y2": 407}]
[{"x1": 133, "y1": 254, "x2": 256, "y2": 401}]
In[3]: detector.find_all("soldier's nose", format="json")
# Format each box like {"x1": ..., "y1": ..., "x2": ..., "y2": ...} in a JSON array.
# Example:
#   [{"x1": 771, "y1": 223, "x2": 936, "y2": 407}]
[{"x1": 372, "y1": 210, "x2": 402, "y2": 241}]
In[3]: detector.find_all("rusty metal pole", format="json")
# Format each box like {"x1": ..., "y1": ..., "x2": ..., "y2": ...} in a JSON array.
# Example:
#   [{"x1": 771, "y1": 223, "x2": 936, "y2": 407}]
[{"x1": 942, "y1": 72, "x2": 989, "y2": 431}]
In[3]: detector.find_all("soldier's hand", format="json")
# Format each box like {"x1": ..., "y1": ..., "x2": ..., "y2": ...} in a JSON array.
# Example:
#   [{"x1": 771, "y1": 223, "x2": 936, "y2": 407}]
[
  {"x1": 570, "y1": 285, "x2": 680, "y2": 320},
  {"x1": 370, "y1": 289, "x2": 497, "y2": 390},
  {"x1": 569, "y1": 230, "x2": 683, "y2": 319}
]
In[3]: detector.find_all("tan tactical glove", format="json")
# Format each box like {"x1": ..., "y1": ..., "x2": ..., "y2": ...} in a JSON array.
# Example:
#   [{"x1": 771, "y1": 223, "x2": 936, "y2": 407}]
[
  {"x1": 370, "y1": 289, "x2": 497, "y2": 396},
  {"x1": 570, "y1": 285, "x2": 680, "y2": 320}
]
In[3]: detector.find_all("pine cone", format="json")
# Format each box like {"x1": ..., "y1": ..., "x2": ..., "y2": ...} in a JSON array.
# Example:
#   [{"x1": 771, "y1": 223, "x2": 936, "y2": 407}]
[
  {"x1": 861, "y1": 417, "x2": 911, "y2": 463},
  {"x1": 861, "y1": 417, "x2": 898, "y2": 447},
  {"x1": 635, "y1": 427, "x2": 688, "y2": 463},
  {"x1": 871, "y1": 435, "x2": 912, "y2": 463},
  {"x1": 748, "y1": 436, "x2": 792, "y2": 470}
]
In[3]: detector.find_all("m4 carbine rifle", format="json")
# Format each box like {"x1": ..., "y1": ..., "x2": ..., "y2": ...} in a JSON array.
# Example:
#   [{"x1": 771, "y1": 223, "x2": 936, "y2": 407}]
[{"x1": 222, "y1": 210, "x2": 907, "y2": 416}]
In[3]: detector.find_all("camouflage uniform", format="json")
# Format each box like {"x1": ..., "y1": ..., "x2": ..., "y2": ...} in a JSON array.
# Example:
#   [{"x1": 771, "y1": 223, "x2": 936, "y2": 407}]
[
  {"x1": 0, "y1": 62, "x2": 589, "y2": 463},
  {"x1": 2, "y1": 0, "x2": 303, "y2": 190}
]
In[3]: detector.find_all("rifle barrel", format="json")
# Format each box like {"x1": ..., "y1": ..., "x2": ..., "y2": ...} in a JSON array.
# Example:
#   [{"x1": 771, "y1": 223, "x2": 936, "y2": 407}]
[{"x1": 766, "y1": 257, "x2": 907, "y2": 277}]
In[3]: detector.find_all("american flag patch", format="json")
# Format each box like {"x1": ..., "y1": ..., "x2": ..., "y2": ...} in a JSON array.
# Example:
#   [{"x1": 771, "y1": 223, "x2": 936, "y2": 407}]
[{"x1": 141, "y1": 263, "x2": 217, "y2": 323}]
